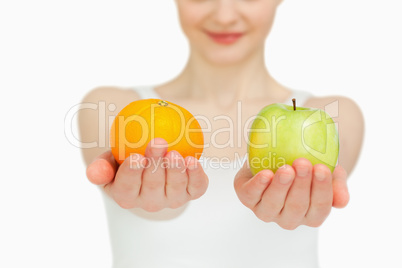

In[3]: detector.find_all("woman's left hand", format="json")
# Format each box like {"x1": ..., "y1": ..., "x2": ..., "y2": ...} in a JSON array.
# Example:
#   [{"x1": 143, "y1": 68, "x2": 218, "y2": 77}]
[{"x1": 234, "y1": 158, "x2": 349, "y2": 230}]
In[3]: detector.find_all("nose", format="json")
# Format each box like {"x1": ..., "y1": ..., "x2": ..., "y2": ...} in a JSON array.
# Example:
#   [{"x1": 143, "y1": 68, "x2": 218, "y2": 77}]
[{"x1": 212, "y1": 0, "x2": 239, "y2": 27}]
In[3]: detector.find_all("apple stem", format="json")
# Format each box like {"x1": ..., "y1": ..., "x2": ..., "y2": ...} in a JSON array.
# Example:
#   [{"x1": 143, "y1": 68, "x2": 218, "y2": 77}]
[{"x1": 292, "y1": 98, "x2": 296, "y2": 111}]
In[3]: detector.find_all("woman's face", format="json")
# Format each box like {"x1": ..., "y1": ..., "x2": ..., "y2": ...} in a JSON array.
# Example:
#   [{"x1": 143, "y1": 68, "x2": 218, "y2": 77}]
[{"x1": 175, "y1": 0, "x2": 283, "y2": 65}]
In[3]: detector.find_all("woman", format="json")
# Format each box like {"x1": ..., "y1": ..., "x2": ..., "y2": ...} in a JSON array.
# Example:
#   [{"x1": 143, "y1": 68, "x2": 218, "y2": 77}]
[{"x1": 79, "y1": 0, "x2": 364, "y2": 267}]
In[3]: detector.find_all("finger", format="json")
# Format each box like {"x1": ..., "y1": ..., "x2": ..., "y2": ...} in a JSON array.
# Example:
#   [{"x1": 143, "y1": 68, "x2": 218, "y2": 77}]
[
  {"x1": 235, "y1": 168, "x2": 274, "y2": 209},
  {"x1": 279, "y1": 158, "x2": 313, "y2": 228},
  {"x1": 165, "y1": 150, "x2": 189, "y2": 208},
  {"x1": 185, "y1": 156, "x2": 209, "y2": 200},
  {"x1": 304, "y1": 164, "x2": 333, "y2": 227},
  {"x1": 140, "y1": 138, "x2": 169, "y2": 211},
  {"x1": 105, "y1": 153, "x2": 146, "y2": 208},
  {"x1": 86, "y1": 150, "x2": 117, "y2": 185},
  {"x1": 254, "y1": 165, "x2": 295, "y2": 221},
  {"x1": 332, "y1": 165, "x2": 350, "y2": 208}
]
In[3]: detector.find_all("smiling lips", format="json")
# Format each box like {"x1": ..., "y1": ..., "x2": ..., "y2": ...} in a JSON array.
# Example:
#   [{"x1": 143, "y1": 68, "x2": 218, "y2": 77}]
[{"x1": 205, "y1": 31, "x2": 244, "y2": 45}]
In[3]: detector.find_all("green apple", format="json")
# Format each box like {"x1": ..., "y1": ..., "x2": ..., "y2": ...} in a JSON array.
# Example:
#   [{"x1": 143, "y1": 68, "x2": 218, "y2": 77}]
[{"x1": 247, "y1": 99, "x2": 339, "y2": 175}]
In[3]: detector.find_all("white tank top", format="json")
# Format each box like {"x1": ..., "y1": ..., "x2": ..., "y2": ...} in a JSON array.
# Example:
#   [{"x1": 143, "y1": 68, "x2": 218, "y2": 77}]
[{"x1": 100, "y1": 85, "x2": 319, "y2": 268}]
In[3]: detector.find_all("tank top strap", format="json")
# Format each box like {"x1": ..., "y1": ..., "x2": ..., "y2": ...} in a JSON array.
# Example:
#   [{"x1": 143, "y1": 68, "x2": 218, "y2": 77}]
[
  {"x1": 131, "y1": 85, "x2": 160, "y2": 100},
  {"x1": 284, "y1": 89, "x2": 313, "y2": 106}
]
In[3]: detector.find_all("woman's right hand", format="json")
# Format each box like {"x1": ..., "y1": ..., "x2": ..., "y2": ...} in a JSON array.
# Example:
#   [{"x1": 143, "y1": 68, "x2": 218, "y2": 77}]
[{"x1": 86, "y1": 138, "x2": 209, "y2": 212}]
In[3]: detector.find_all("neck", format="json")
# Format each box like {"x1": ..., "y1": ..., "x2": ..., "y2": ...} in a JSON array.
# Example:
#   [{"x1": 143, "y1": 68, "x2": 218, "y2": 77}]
[{"x1": 175, "y1": 47, "x2": 282, "y2": 108}]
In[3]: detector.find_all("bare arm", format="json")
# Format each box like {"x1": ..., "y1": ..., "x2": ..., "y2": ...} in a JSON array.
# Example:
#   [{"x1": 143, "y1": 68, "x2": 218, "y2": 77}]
[
  {"x1": 304, "y1": 95, "x2": 365, "y2": 176},
  {"x1": 78, "y1": 86, "x2": 139, "y2": 165}
]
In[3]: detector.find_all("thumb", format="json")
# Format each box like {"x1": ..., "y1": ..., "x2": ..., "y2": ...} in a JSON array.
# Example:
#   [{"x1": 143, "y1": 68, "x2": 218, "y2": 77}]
[
  {"x1": 332, "y1": 165, "x2": 350, "y2": 208},
  {"x1": 86, "y1": 150, "x2": 117, "y2": 186}
]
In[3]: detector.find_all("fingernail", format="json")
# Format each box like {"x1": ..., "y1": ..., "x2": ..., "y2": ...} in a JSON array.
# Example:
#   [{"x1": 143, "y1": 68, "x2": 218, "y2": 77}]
[
  {"x1": 260, "y1": 175, "x2": 271, "y2": 184},
  {"x1": 150, "y1": 138, "x2": 167, "y2": 157},
  {"x1": 296, "y1": 166, "x2": 309, "y2": 177},
  {"x1": 314, "y1": 170, "x2": 326, "y2": 181},
  {"x1": 151, "y1": 146, "x2": 165, "y2": 157},
  {"x1": 279, "y1": 173, "x2": 293, "y2": 184}
]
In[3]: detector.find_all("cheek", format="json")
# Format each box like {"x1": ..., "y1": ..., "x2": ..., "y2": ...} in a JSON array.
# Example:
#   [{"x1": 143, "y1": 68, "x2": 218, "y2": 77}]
[
  {"x1": 245, "y1": 5, "x2": 277, "y2": 39},
  {"x1": 177, "y1": 3, "x2": 209, "y2": 39}
]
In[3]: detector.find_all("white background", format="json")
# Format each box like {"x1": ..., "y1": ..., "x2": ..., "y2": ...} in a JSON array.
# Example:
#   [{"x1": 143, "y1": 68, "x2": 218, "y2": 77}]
[{"x1": 1, "y1": 0, "x2": 401, "y2": 267}]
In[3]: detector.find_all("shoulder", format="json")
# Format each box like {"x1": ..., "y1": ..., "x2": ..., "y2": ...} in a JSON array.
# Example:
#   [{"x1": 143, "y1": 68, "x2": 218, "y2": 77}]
[
  {"x1": 304, "y1": 95, "x2": 364, "y2": 127},
  {"x1": 81, "y1": 85, "x2": 140, "y2": 104},
  {"x1": 304, "y1": 95, "x2": 360, "y2": 113},
  {"x1": 78, "y1": 85, "x2": 142, "y2": 131}
]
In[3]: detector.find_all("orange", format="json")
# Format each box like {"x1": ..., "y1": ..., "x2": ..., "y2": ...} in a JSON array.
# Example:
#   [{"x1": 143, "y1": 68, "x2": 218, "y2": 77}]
[{"x1": 110, "y1": 98, "x2": 204, "y2": 164}]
